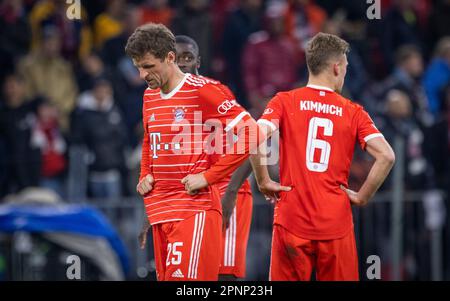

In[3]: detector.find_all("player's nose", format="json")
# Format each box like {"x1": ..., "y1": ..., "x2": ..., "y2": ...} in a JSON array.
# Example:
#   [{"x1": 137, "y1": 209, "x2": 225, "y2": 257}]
[{"x1": 139, "y1": 69, "x2": 148, "y2": 80}]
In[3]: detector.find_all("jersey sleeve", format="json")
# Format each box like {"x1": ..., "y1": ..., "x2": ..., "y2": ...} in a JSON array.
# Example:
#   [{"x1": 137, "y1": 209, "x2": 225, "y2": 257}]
[
  {"x1": 355, "y1": 106, "x2": 384, "y2": 150},
  {"x1": 139, "y1": 101, "x2": 151, "y2": 181},
  {"x1": 199, "y1": 83, "x2": 252, "y2": 132},
  {"x1": 198, "y1": 83, "x2": 263, "y2": 185},
  {"x1": 257, "y1": 93, "x2": 285, "y2": 131}
]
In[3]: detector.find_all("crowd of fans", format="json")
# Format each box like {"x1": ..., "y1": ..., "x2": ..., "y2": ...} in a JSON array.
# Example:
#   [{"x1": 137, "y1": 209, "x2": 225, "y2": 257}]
[{"x1": 0, "y1": 0, "x2": 449, "y2": 202}]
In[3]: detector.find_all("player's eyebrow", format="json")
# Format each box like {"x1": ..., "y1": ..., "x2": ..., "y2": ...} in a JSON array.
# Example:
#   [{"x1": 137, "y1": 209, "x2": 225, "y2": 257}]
[
  {"x1": 142, "y1": 63, "x2": 155, "y2": 69},
  {"x1": 133, "y1": 59, "x2": 155, "y2": 69},
  {"x1": 136, "y1": 63, "x2": 155, "y2": 69}
]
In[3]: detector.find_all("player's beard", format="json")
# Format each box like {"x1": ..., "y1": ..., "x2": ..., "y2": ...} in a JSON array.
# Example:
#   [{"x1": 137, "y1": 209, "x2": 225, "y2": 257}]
[{"x1": 146, "y1": 78, "x2": 159, "y2": 89}]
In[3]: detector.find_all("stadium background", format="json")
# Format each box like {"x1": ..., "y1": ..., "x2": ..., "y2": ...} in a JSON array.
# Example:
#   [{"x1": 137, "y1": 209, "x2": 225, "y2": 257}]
[{"x1": 0, "y1": 0, "x2": 449, "y2": 281}]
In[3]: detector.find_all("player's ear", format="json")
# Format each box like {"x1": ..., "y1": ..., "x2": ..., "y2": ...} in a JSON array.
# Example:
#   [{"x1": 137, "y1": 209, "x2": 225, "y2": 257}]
[
  {"x1": 333, "y1": 62, "x2": 340, "y2": 76},
  {"x1": 167, "y1": 51, "x2": 176, "y2": 64},
  {"x1": 197, "y1": 55, "x2": 201, "y2": 70}
]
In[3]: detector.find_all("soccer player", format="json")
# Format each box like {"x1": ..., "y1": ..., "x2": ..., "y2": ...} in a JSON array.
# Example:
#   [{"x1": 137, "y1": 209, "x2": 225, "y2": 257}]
[
  {"x1": 250, "y1": 32, "x2": 396, "y2": 281},
  {"x1": 174, "y1": 35, "x2": 253, "y2": 280},
  {"x1": 126, "y1": 23, "x2": 259, "y2": 281}
]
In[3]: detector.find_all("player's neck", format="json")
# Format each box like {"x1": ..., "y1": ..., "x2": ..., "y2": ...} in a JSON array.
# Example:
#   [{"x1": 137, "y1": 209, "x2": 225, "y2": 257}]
[
  {"x1": 307, "y1": 76, "x2": 336, "y2": 92},
  {"x1": 161, "y1": 68, "x2": 186, "y2": 94}
]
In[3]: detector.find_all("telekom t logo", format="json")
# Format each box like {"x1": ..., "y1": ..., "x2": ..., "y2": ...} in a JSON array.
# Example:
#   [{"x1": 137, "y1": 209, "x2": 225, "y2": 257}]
[{"x1": 150, "y1": 133, "x2": 161, "y2": 158}]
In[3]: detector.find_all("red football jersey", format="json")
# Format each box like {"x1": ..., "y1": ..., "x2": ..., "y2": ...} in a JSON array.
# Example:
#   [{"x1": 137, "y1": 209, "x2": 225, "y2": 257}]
[
  {"x1": 259, "y1": 85, "x2": 383, "y2": 240},
  {"x1": 140, "y1": 73, "x2": 254, "y2": 225}
]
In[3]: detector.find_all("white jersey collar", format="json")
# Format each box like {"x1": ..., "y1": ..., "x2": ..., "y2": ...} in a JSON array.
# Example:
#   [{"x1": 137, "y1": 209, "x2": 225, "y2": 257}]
[
  {"x1": 160, "y1": 73, "x2": 189, "y2": 99},
  {"x1": 306, "y1": 84, "x2": 335, "y2": 92}
]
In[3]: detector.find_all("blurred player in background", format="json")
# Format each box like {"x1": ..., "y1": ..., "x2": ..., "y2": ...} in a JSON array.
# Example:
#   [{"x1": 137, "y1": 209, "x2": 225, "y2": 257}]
[
  {"x1": 127, "y1": 23, "x2": 259, "y2": 281},
  {"x1": 176, "y1": 35, "x2": 253, "y2": 280},
  {"x1": 250, "y1": 33, "x2": 396, "y2": 280}
]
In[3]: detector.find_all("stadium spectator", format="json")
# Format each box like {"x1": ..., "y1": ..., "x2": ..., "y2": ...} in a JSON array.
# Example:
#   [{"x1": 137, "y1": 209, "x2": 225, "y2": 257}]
[
  {"x1": 421, "y1": 82, "x2": 450, "y2": 190},
  {"x1": 0, "y1": 74, "x2": 42, "y2": 198},
  {"x1": 93, "y1": 0, "x2": 125, "y2": 50},
  {"x1": 171, "y1": 0, "x2": 213, "y2": 75},
  {"x1": 138, "y1": 0, "x2": 174, "y2": 27},
  {"x1": 76, "y1": 51, "x2": 112, "y2": 93},
  {"x1": 380, "y1": 0, "x2": 423, "y2": 69},
  {"x1": 32, "y1": 100, "x2": 67, "y2": 198},
  {"x1": 100, "y1": 5, "x2": 145, "y2": 147},
  {"x1": 242, "y1": 2, "x2": 303, "y2": 117},
  {"x1": 222, "y1": 0, "x2": 264, "y2": 108},
  {"x1": 17, "y1": 26, "x2": 78, "y2": 133},
  {"x1": 101, "y1": 5, "x2": 140, "y2": 69},
  {"x1": 423, "y1": 37, "x2": 450, "y2": 120},
  {"x1": 71, "y1": 77, "x2": 127, "y2": 199},
  {"x1": 377, "y1": 89, "x2": 431, "y2": 190},
  {"x1": 28, "y1": 0, "x2": 92, "y2": 61},
  {"x1": 0, "y1": 0, "x2": 31, "y2": 81},
  {"x1": 285, "y1": 0, "x2": 327, "y2": 51},
  {"x1": 373, "y1": 45, "x2": 431, "y2": 127},
  {"x1": 322, "y1": 16, "x2": 368, "y2": 100},
  {"x1": 426, "y1": 0, "x2": 450, "y2": 52}
]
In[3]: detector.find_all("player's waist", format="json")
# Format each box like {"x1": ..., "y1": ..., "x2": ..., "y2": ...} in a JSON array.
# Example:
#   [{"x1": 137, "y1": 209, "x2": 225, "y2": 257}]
[{"x1": 215, "y1": 179, "x2": 251, "y2": 192}]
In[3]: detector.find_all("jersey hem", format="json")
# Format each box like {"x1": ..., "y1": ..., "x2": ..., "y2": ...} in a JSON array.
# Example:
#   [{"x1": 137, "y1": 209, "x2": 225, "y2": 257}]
[{"x1": 273, "y1": 221, "x2": 354, "y2": 241}]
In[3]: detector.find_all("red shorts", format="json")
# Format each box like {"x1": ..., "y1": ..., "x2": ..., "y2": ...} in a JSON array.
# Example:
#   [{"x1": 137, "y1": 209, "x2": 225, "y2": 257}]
[
  {"x1": 270, "y1": 224, "x2": 359, "y2": 281},
  {"x1": 151, "y1": 209, "x2": 222, "y2": 281},
  {"x1": 219, "y1": 192, "x2": 253, "y2": 278}
]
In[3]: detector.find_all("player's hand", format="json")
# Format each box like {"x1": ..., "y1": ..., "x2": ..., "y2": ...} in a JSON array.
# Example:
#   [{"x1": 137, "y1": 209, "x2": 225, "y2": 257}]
[
  {"x1": 221, "y1": 192, "x2": 237, "y2": 229},
  {"x1": 258, "y1": 179, "x2": 292, "y2": 203},
  {"x1": 340, "y1": 185, "x2": 368, "y2": 206},
  {"x1": 138, "y1": 218, "x2": 151, "y2": 249},
  {"x1": 181, "y1": 173, "x2": 208, "y2": 195},
  {"x1": 136, "y1": 174, "x2": 154, "y2": 196}
]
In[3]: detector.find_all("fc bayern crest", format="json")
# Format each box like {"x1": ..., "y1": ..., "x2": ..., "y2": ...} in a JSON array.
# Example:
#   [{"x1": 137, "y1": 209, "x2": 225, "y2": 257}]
[{"x1": 174, "y1": 108, "x2": 185, "y2": 122}]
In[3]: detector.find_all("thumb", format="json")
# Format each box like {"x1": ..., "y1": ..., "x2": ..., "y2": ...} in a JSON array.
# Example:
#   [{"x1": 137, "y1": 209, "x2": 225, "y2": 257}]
[
  {"x1": 181, "y1": 176, "x2": 188, "y2": 184},
  {"x1": 146, "y1": 174, "x2": 154, "y2": 184},
  {"x1": 279, "y1": 185, "x2": 292, "y2": 192},
  {"x1": 340, "y1": 185, "x2": 347, "y2": 192}
]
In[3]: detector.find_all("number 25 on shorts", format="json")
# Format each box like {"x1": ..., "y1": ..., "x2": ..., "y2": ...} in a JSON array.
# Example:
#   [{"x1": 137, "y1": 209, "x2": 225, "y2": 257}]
[{"x1": 166, "y1": 242, "x2": 183, "y2": 266}]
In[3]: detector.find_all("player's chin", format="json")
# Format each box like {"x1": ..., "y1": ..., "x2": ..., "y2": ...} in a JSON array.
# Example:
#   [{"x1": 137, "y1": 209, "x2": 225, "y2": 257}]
[{"x1": 147, "y1": 81, "x2": 159, "y2": 89}]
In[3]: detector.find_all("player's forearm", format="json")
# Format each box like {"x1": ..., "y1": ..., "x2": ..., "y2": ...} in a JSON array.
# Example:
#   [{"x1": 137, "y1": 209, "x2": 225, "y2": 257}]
[
  {"x1": 204, "y1": 153, "x2": 250, "y2": 185},
  {"x1": 225, "y1": 159, "x2": 252, "y2": 195},
  {"x1": 141, "y1": 213, "x2": 150, "y2": 229},
  {"x1": 249, "y1": 150, "x2": 271, "y2": 187},
  {"x1": 248, "y1": 122, "x2": 274, "y2": 186},
  {"x1": 358, "y1": 155, "x2": 395, "y2": 204},
  {"x1": 204, "y1": 119, "x2": 265, "y2": 185},
  {"x1": 139, "y1": 136, "x2": 151, "y2": 181}
]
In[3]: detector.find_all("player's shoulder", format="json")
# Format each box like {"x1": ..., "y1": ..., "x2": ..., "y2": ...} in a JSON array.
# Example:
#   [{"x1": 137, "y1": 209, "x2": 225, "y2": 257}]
[
  {"x1": 271, "y1": 86, "x2": 310, "y2": 102},
  {"x1": 338, "y1": 94, "x2": 365, "y2": 113},
  {"x1": 191, "y1": 74, "x2": 235, "y2": 99},
  {"x1": 185, "y1": 73, "x2": 221, "y2": 89},
  {"x1": 143, "y1": 87, "x2": 161, "y2": 100}
]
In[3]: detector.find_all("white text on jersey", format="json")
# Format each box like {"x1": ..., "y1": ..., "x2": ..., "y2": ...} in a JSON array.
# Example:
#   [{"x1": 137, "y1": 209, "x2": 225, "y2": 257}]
[{"x1": 300, "y1": 101, "x2": 343, "y2": 117}]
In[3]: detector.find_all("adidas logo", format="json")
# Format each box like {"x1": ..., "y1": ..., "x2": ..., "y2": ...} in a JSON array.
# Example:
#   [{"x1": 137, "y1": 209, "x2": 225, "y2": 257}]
[{"x1": 171, "y1": 269, "x2": 184, "y2": 278}]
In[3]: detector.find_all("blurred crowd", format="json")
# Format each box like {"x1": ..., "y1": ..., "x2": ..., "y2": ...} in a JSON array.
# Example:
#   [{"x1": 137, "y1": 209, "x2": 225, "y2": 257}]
[{"x1": 0, "y1": 0, "x2": 449, "y2": 202}]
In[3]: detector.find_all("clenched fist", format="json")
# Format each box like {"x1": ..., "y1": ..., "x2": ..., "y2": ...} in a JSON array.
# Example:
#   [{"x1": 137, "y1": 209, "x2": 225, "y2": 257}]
[
  {"x1": 136, "y1": 174, "x2": 154, "y2": 196},
  {"x1": 181, "y1": 173, "x2": 208, "y2": 195}
]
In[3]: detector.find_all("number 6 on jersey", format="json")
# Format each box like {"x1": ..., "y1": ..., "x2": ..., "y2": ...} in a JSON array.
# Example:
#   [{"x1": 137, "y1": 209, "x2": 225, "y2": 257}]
[{"x1": 306, "y1": 117, "x2": 333, "y2": 172}]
